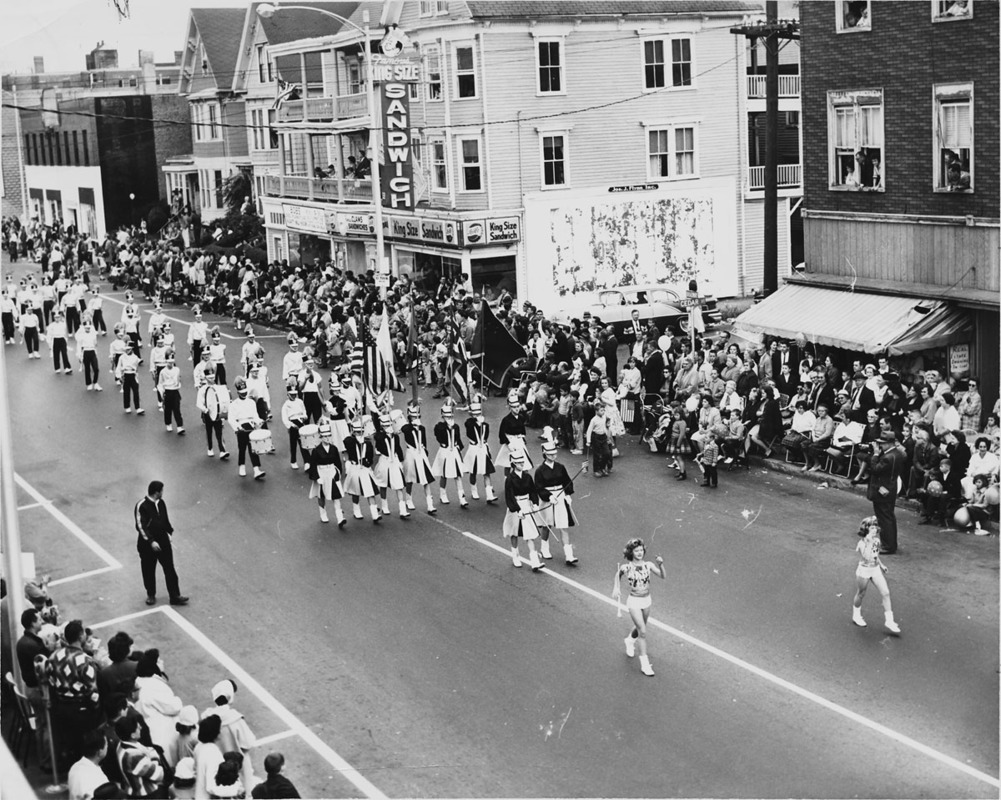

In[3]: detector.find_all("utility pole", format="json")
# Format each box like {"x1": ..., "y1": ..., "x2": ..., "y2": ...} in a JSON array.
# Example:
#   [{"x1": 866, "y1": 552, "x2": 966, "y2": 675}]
[{"x1": 731, "y1": 4, "x2": 799, "y2": 298}]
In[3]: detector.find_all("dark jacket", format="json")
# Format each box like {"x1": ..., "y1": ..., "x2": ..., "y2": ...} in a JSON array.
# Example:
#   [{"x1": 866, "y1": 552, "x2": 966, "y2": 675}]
[
  {"x1": 135, "y1": 496, "x2": 173, "y2": 549},
  {"x1": 252, "y1": 773, "x2": 301, "y2": 799}
]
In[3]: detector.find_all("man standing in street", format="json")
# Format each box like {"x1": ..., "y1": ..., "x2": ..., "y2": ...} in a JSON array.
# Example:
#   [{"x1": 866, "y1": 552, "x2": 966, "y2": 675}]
[
  {"x1": 866, "y1": 426, "x2": 905, "y2": 555},
  {"x1": 46, "y1": 619, "x2": 102, "y2": 771},
  {"x1": 134, "y1": 480, "x2": 189, "y2": 606},
  {"x1": 16, "y1": 607, "x2": 52, "y2": 767}
]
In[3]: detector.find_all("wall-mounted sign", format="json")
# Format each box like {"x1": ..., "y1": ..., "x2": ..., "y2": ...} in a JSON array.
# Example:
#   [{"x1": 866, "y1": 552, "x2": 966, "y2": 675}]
[
  {"x1": 380, "y1": 81, "x2": 414, "y2": 211},
  {"x1": 335, "y1": 212, "x2": 375, "y2": 236},
  {"x1": 384, "y1": 213, "x2": 459, "y2": 247},
  {"x1": 462, "y1": 216, "x2": 521, "y2": 246},
  {"x1": 949, "y1": 343, "x2": 970, "y2": 376},
  {"x1": 609, "y1": 183, "x2": 660, "y2": 193},
  {"x1": 282, "y1": 203, "x2": 328, "y2": 234}
]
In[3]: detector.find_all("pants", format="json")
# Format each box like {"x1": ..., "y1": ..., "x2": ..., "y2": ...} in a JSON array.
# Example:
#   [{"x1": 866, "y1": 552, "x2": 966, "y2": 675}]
[
  {"x1": 303, "y1": 393, "x2": 322, "y2": 423},
  {"x1": 50, "y1": 700, "x2": 102, "y2": 771},
  {"x1": 191, "y1": 340, "x2": 203, "y2": 364},
  {"x1": 43, "y1": 299, "x2": 54, "y2": 325},
  {"x1": 703, "y1": 463, "x2": 718, "y2": 486},
  {"x1": 127, "y1": 331, "x2": 142, "y2": 358},
  {"x1": 82, "y1": 350, "x2": 99, "y2": 384},
  {"x1": 871, "y1": 495, "x2": 898, "y2": 552},
  {"x1": 288, "y1": 427, "x2": 302, "y2": 464},
  {"x1": 236, "y1": 430, "x2": 262, "y2": 467},
  {"x1": 122, "y1": 373, "x2": 140, "y2": 409},
  {"x1": 591, "y1": 432, "x2": 612, "y2": 473},
  {"x1": 24, "y1": 327, "x2": 40, "y2": 354},
  {"x1": 2, "y1": 312, "x2": 14, "y2": 341},
  {"x1": 163, "y1": 388, "x2": 183, "y2": 427},
  {"x1": 153, "y1": 366, "x2": 165, "y2": 402},
  {"x1": 91, "y1": 308, "x2": 106, "y2": 333},
  {"x1": 65, "y1": 306, "x2": 79, "y2": 334},
  {"x1": 214, "y1": 363, "x2": 227, "y2": 386},
  {"x1": 138, "y1": 539, "x2": 181, "y2": 599},
  {"x1": 52, "y1": 338, "x2": 70, "y2": 370},
  {"x1": 32, "y1": 308, "x2": 45, "y2": 334},
  {"x1": 203, "y1": 416, "x2": 226, "y2": 451}
]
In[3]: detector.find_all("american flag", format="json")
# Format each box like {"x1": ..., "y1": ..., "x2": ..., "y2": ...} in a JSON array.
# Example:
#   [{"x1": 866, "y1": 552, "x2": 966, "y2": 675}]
[
  {"x1": 360, "y1": 313, "x2": 402, "y2": 394},
  {"x1": 446, "y1": 317, "x2": 470, "y2": 404}
]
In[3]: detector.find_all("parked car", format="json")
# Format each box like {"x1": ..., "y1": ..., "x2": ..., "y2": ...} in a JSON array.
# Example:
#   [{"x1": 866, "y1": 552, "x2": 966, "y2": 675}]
[{"x1": 551, "y1": 284, "x2": 722, "y2": 338}]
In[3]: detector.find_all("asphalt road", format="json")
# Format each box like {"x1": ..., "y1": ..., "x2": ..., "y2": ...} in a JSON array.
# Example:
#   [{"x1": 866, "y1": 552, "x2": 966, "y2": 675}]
[{"x1": 4, "y1": 257, "x2": 998, "y2": 799}]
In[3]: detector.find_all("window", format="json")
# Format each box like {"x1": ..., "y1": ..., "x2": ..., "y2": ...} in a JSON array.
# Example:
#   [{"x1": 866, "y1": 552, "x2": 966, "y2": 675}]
[
  {"x1": 431, "y1": 138, "x2": 448, "y2": 191},
  {"x1": 537, "y1": 39, "x2": 563, "y2": 94},
  {"x1": 207, "y1": 103, "x2": 220, "y2": 139},
  {"x1": 347, "y1": 61, "x2": 362, "y2": 95},
  {"x1": 785, "y1": 110, "x2": 800, "y2": 128},
  {"x1": 128, "y1": 77, "x2": 138, "y2": 88},
  {"x1": 426, "y1": 46, "x2": 442, "y2": 101},
  {"x1": 257, "y1": 44, "x2": 273, "y2": 83},
  {"x1": 646, "y1": 125, "x2": 698, "y2": 179},
  {"x1": 82, "y1": 131, "x2": 89, "y2": 166},
  {"x1": 72, "y1": 130, "x2": 80, "y2": 165},
  {"x1": 933, "y1": 0, "x2": 972, "y2": 20},
  {"x1": 827, "y1": 89, "x2": 883, "y2": 190},
  {"x1": 934, "y1": 83, "x2": 973, "y2": 191},
  {"x1": 419, "y1": 1, "x2": 447, "y2": 16},
  {"x1": 214, "y1": 170, "x2": 224, "y2": 208},
  {"x1": 251, "y1": 108, "x2": 277, "y2": 151},
  {"x1": 836, "y1": 1, "x2": 871, "y2": 31},
  {"x1": 408, "y1": 81, "x2": 419, "y2": 100},
  {"x1": 541, "y1": 133, "x2": 567, "y2": 187},
  {"x1": 643, "y1": 37, "x2": 693, "y2": 90},
  {"x1": 454, "y1": 45, "x2": 476, "y2": 99},
  {"x1": 458, "y1": 137, "x2": 482, "y2": 191},
  {"x1": 24, "y1": 135, "x2": 32, "y2": 165}
]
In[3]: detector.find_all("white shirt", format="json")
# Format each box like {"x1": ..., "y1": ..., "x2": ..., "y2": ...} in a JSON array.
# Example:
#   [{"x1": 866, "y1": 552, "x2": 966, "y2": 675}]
[{"x1": 68, "y1": 756, "x2": 108, "y2": 800}]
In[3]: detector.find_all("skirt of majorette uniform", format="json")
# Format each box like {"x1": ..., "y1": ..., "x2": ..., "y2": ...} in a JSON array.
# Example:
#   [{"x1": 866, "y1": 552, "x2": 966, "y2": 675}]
[
  {"x1": 539, "y1": 490, "x2": 577, "y2": 528},
  {"x1": 502, "y1": 495, "x2": 539, "y2": 540},
  {"x1": 403, "y1": 446, "x2": 434, "y2": 485},
  {"x1": 373, "y1": 453, "x2": 406, "y2": 490},
  {"x1": 432, "y1": 446, "x2": 467, "y2": 479},
  {"x1": 343, "y1": 462, "x2": 378, "y2": 497},
  {"x1": 496, "y1": 435, "x2": 533, "y2": 469},
  {"x1": 329, "y1": 418, "x2": 349, "y2": 451},
  {"x1": 309, "y1": 463, "x2": 344, "y2": 500},
  {"x1": 463, "y1": 442, "x2": 495, "y2": 476}
]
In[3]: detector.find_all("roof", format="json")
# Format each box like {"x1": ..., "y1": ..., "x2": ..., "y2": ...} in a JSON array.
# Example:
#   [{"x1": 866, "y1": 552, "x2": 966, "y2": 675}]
[
  {"x1": 464, "y1": 1, "x2": 763, "y2": 18},
  {"x1": 257, "y1": 2, "x2": 362, "y2": 45},
  {"x1": 732, "y1": 284, "x2": 951, "y2": 354},
  {"x1": 191, "y1": 8, "x2": 248, "y2": 87}
]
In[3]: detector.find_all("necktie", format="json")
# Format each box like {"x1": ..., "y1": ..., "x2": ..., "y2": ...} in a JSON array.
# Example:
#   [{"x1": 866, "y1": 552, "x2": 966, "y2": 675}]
[{"x1": 208, "y1": 387, "x2": 218, "y2": 418}]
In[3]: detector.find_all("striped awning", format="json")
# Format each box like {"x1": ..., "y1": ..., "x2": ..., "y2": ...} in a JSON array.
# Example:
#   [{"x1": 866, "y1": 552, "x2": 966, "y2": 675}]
[
  {"x1": 886, "y1": 305, "x2": 973, "y2": 355},
  {"x1": 732, "y1": 284, "x2": 949, "y2": 354}
]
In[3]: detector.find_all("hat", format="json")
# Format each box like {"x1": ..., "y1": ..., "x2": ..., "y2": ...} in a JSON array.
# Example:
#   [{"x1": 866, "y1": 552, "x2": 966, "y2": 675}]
[
  {"x1": 351, "y1": 418, "x2": 365, "y2": 432},
  {"x1": 379, "y1": 412, "x2": 392, "y2": 427},
  {"x1": 507, "y1": 391, "x2": 520, "y2": 408},
  {"x1": 178, "y1": 705, "x2": 198, "y2": 727},
  {"x1": 510, "y1": 451, "x2": 526, "y2": 466},
  {"x1": 246, "y1": 328, "x2": 255, "y2": 338},
  {"x1": 441, "y1": 401, "x2": 453, "y2": 417},
  {"x1": 174, "y1": 757, "x2": 196, "y2": 785},
  {"x1": 469, "y1": 400, "x2": 482, "y2": 415},
  {"x1": 211, "y1": 679, "x2": 236, "y2": 703},
  {"x1": 542, "y1": 441, "x2": 557, "y2": 456},
  {"x1": 319, "y1": 423, "x2": 332, "y2": 435},
  {"x1": 24, "y1": 580, "x2": 49, "y2": 608},
  {"x1": 407, "y1": 402, "x2": 421, "y2": 418}
]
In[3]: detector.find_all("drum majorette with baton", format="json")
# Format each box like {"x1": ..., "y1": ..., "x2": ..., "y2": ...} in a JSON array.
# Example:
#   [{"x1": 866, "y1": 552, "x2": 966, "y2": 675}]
[
  {"x1": 432, "y1": 399, "x2": 469, "y2": 508},
  {"x1": 401, "y1": 401, "x2": 437, "y2": 515},
  {"x1": 463, "y1": 395, "x2": 498, "y2": 504},
  {"x1": 307, "y1": 422, "x2": 346, "y2": 527},
  {"x1": 502, "y1": 450, "x2": 544, "y2": 571},
  {"x1": 535, "y1": 441, "x2": 585, "y2": 566},
  {"x1": 496, "y1": 390, "x2": 533, "y2": 475}
]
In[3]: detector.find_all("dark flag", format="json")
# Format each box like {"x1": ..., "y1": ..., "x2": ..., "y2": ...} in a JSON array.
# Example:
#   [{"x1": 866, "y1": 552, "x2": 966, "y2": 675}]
[
  {"x1": 469, "y1": 299, "x2": 526, "y2": 388},
  {"x1": 446, "y1": 317, "x2": 469, "y2": 404}
]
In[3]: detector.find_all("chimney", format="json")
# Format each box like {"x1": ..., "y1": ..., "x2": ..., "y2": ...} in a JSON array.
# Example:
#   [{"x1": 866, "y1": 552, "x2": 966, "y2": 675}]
[{"x1": 33, "y1": 56, "x2": 45, "y2": 74}]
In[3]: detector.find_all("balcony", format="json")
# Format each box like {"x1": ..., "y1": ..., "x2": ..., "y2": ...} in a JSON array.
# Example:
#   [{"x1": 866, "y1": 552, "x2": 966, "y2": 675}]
[
  {"x1": 748, "y1": 163, "x2": 802, "y2": 190},
  {"x1": 275, "y1": 92, "x2": 369, "y2": 124},
  {"x1": 263, "y1": 174, "x2": 372, "y2": 204},
  {"x1": 747, "y1": 74, "x2": 800, "y2": 99}
]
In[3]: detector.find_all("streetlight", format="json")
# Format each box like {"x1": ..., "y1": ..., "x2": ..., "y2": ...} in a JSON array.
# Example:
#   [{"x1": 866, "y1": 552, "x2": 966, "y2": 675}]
[
  {"x1": 129, "y1": 191, "x2": 136, "y2": 227},
  {"x1": 257, "y1": 3, "x2": 386, "y2": 297}
]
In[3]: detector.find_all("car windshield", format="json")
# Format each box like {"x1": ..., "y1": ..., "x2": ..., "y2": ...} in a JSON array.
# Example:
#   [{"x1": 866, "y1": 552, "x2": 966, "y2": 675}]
[
  {"x1": 649, "y1": 289, "x2": 678, "y2": 304},
  {"x1": 598, "y1": 291, "x2": 624, "y2": 306}
]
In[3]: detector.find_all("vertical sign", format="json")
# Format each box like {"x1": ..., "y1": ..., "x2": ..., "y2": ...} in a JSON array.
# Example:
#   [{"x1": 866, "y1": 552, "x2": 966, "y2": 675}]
[{"x1": 380, "y1": 81, "x2": 414, "y2": 211}]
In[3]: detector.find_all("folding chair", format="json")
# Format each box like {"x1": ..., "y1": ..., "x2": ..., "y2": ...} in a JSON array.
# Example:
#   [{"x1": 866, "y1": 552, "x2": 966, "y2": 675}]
[
  {"x1": 825, "y1": 443, "x2": 856, "y2": 476},
  {"x1": 4, "y1": 672, "x2": 37, "y2": 766}
]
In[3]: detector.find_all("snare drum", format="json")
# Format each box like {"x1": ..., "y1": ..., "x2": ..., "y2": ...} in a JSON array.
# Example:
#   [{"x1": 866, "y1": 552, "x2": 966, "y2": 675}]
[
  {"x1": 249, "y1": 429, "x2": 273, "y2": 454},
  {"x1": 299, "y1": 424, "x2": 321, "y2": 450}
]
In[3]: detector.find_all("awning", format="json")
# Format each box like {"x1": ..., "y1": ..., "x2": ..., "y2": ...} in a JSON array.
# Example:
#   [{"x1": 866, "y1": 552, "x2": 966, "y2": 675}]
[
  {"x1": 731, "y1": 284, "x2": 949, "y2": 354},
  {"x1": 886, "y1": 305, "x2": 973, "y2": 355}
]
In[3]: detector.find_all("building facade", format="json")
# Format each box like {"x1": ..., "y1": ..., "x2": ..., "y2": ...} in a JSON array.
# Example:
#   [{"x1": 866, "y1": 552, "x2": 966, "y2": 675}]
[
  {"x1": 260, "y1": 0, "x2": 800, "y2": 308},
  {"x1": 735, "y1": 0, "x2": 999, "y2": 418}
]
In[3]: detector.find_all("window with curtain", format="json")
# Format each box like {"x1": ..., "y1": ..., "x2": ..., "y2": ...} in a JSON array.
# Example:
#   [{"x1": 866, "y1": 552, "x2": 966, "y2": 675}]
[
  {"x1": 934, "y1": 84, "x2": 973, "y2": 191},
  {"x1": 827, "y1": 90, "x2": 883, "y2": 190}
]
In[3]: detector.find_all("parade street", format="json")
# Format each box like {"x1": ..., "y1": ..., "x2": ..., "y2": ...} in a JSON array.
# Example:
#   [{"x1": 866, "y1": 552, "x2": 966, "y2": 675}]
[{"x1": 5, "y1": 275, "x2": 998, "y2": 799}]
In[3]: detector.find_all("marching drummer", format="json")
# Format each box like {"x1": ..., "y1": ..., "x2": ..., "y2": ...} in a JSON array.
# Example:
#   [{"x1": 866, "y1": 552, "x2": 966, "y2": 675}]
[
  {"x1": 228, "y1": 377, "x2": 266, "y2": 479},
  {"x1": 401, "y1": 402, "x2": 436, "y2": 515},
  {"x1": 343, "y1": 418, "x2": 382, "y2": 522},
  {"x1": 240, "y1": 328, "x2": 261, "y2": 377},
  {"x1": 149, "y1": 333, "x2": 169, "y2": 411},
  {"x1": 281, "y1": 384, "x2": 309, "y2": 470},
  {"x1": 115, "y1": 340, "x2": 144, "y2": 415},
  {"x1": 323, "y1": 374, "x2": 351, "y2": 451},
  {"x1": 187, "y1": 308, "x2": 208, "y2": 364},
  {"x1": 298, "y1": 356, "x2": 324, "y2": 424},
  {"x1": 109, "y1": 327, "x2": 129, "y2": 390},
  {"x1": 157, "y1": 349, "x2": 185, "y2": 435},
  {"x1": 503, "y1": 451, "x2": 544, "y2": 571},
  {"x1": 463, "y1": 395, "x2": 498, "y2": 504},
  {"x1": 196, "y1": 369, "x2": 230, "y2": 460},
  {"x1": 432, "y1": 400, "x2": 468, "y2": 509},
  {"x1": 282, "y1": 333, "x2": 304, "y2": 384},
  {"x1": 246, "y1": 360, "x2": 272, "y2": 429},
  {"x1": 208, "y1": 327, "x2": 227, "y2": 385},
  {"x1": 307, "y1": 422, "x2": 346, "y2": 527},
  {"x1": 497, "y1": 391, "x2": 533, "y2": 475},
  {"x1": 374, "y1": 411, "x2": 410, "y2": 519},
  {"x1": 535, "y1": 441, "x2": 581, "y2": 565}
]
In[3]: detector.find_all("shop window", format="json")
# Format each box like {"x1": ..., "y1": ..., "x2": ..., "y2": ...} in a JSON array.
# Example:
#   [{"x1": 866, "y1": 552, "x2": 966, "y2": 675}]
[
  {"x1": 836, "y1": 1, "x2": 871, "y2": 31},
  {"x1": 454, "y1": 44, "x2": 476, "y2": 99},
  {"x1": 458, "y1": 137, "x2": 482, "y2": 192},
  {"x1": 933, "y1": 0, "x2": 972, "y2": 20},
  {"x1": 934, "y1": 83, "x2": 973, "y2": 192},
  {"x1": 828, "y1": 89, "x2": 883, "y2": 190}
]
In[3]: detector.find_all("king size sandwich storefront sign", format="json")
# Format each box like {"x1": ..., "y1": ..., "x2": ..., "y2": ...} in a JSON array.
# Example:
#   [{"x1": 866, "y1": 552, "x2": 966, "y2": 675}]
[{"x1": 376, "y1": 54, "x2": 420, "y2": 212}]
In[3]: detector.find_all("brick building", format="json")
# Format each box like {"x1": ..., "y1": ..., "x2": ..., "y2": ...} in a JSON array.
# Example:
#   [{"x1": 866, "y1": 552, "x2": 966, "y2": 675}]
[
  {"x1": 1, "y1": 89, "x2": 26, "y2": 219},
  {"x1": 735, "y1": 0, "x2": 999, "y2": 418}
]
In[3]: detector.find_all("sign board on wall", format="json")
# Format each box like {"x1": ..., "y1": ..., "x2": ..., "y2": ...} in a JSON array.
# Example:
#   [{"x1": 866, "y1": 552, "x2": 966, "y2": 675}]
[
  {"x1": 949, "y1": 343, "x2": 970, "y2": 376},
  {"x1": 335, "y1": 212, "x2": 375, "y2": 236},
  {"x1": 383, "y1": 213, "x2": 459, "y2": 247},
  {"x1": 462, "y1": 216, "x2": 521, "y2": 247},
  {"x1": 282, "y1": 203, "x2": 329, "y2": 234},
  {"x1": 377, "y1": 55, "x2": 418, "y2": 212}
]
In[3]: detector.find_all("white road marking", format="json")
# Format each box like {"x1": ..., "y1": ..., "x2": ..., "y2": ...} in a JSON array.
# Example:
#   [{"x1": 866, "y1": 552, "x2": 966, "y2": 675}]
[
  {"x1": 421, "y1": 519, "x2": 1000, "y2": 790},
  {"x1": 16, "y1": 501, "x2": 45, "y2": 511},
  {"x1": 89, "y1": 606, "x2": 164, "y2": 631},
  {"x1": 99, "y1": 294, "x2": 286, "y2": 340},
  {"x1": 14, "y1": 473, "x2": 122, "y2": 570},
  {"x1": 49, "y1": 565, "x2": 119, "y2": 587},
  {"x1": 255, "y1": 730, "x2": 299, "y2": 746}
]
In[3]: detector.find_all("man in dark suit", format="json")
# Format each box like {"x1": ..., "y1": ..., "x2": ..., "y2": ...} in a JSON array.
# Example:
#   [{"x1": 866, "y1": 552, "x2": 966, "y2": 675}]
[
  {"x1": 134, "y1": 480, "x2": 189, "y2": 606},
  {"x1": 807, "y1": 369, "x2": 836, "y2": 414},
  {"x1": 602, "y1": 325, "x2": 619, "y2": 387},
  {"x1": 771, "y1": 341, "x2": 798, "y2": 377},
  {"x1": 622, "y1": 309, "x2": 645, "y2": 361},
  {"x1": 643, "y1": 345, "x2": 665, "y2": 398},
  {"x1": 866, "y1": 427, "x2": 906, "y2": 554}
]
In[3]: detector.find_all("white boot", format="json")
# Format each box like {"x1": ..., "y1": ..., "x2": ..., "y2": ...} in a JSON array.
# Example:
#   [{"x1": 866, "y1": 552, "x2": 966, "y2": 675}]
[
  {"x1": 353, "y1": 502, "x2": 364, "y2": 520},
  {"x1": 399, "y1": 498, "x2": 410, "y2": 518},
  {"x1": 381, "y1": 497, "x2": 391, "y2": 515},
  {"x1": 511, "y1": 547, "x2": 522, "y2": 567},
  {"x1": 406, "y1": 493, "x2": 416, "y2": 510},
  {"x1": 540, "y1": 538, "x2": 553, "y2": 560},
  {"x1": 565, "y1": 544, "x2": 578, "y2": 565},
  {"x1": 426, "y1": 491, "x2": 437, "y2": 514},
  {"x1": 458, "y1": 489, "x2": 468, "y2": 508},
  {"x1": 370, "y1": 501, "x2": 381, "y2": 523},
  {"x1": 528, "y1": 547, "x2": 544, "y2": 572},
  {"x1": 319, "y1": 506, "x2": 329, "y2": 523},
  {"x1": 485, "y1": 484, "x2": 498, "y2": 504},
  {"x1": 852, "y1": 606, "x2": 867, "y2": 628},
  {"x1": 334, "y1": 503, "x2": 346, "y2": 528},
  {"x1": 239, "y1": 465, "x2": 247, "y2": 477},
  {"x1": 639, "y1": 655, "x2": 655, "y2": 676},
  {"x1": 470, "y1": 485, "x2": 480, "y2": 500},
  {"x1": 439, "y1": 488, "x2": 450, "y2": 504},
  {"x1": 624, "y1": 634, "x2": 635, "y2": 658},
  {"x1": 253, "y1": 466, "x2": 266, "y2": 480},
  {"x1": 884, "y1": 611, "x2": 900, "y2": 634}
]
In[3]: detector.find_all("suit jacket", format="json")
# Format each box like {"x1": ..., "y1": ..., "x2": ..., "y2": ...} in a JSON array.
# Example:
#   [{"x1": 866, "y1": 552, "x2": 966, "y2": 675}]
[
  {"x1": 867, "y1": 443, "x2": 905, "y2": 501},
  {"x1": 643, "y1": 350, "x2": 665, "y2": 395},
  {"x1": 808, "y1": 383, "x2": 836, "y2": 414},
  {"x1": 135, "y1": 496, "x2": 173, "y2": 549}
]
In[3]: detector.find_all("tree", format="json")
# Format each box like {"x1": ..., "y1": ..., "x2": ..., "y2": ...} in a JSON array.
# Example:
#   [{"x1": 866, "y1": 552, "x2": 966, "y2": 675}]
[{"x1": 222, "y1": 171, "x2": 253, "y2": 215}]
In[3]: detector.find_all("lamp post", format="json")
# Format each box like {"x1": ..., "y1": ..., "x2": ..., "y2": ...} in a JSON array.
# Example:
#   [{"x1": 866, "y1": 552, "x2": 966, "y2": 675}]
[
  {"x1": 257, "y1": 3, "x2": 386, "y2": 297},
  {"x1": 129, "y1": 191, "x2": 136, "y2": 227}
]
